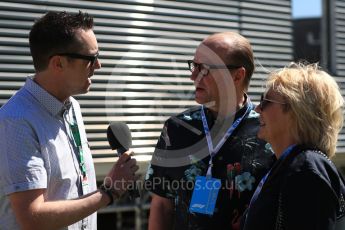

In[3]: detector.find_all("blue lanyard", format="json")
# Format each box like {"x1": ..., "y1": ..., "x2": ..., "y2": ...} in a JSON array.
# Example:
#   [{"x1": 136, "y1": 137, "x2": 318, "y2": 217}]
[
  {"x1": 201, "y1": 100, "x2": 253, "y2": 178},
  {"x1": 249, "y1": 144, "x2": 296, "y2": 207}
]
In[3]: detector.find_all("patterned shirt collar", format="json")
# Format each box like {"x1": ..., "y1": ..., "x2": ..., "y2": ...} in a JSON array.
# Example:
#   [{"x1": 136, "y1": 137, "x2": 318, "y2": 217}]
[
  {"x1": 23, "y1": 75, "x2": 72, "y2": 117},
  {"x1": 204, "y1": 93, "x2": 253, "y2": 121}
]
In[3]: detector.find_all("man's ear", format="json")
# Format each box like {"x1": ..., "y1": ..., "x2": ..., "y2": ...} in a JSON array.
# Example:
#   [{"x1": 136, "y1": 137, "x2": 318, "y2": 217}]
[
  {"x1": 48, "y1": 55, "x2": 64, "y2": 72},
  {"x1": 232, "y1": 67, "x2": 246, "y2": 86}
]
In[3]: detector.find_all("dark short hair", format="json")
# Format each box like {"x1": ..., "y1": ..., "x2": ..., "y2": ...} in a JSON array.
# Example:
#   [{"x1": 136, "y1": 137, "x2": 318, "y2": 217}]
[{"x1": 29, "y1": 11, "x2": 94, "y2": 72}]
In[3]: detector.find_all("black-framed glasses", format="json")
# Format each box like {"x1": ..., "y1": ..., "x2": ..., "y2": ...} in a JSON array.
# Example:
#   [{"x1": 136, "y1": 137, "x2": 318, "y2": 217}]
[
  {"x1": 56, "y1": 52, "x2": 99, "y2": 66},
  {"x1": 187, "y1": 60, "x2": 242, "y2": 76},
  {"x1": 259, "y1": 93, "x2": 287, "y2": 111}
]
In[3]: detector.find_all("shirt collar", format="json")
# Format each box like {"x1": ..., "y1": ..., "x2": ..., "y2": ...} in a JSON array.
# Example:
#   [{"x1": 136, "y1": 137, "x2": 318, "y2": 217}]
[
  {"x1": 234, "y1": 93, "x2": 253, "y2": 120},
  {"x1": 205, "y1": 93, "x2": 253, "y2": 121},
  {"x1": 24, "y1": 75, "x2": 72, "y2": 117}
]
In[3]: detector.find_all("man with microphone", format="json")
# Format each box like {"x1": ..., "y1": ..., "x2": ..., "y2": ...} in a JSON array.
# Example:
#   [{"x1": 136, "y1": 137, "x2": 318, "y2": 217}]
[{"x1": 0, "y1": 11, "x2": 138, "y2": 230}]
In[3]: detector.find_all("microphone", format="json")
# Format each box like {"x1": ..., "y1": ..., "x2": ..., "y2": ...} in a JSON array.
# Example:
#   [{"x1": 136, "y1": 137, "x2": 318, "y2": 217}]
[
  {"x1": 107, "y1": 122, "x2": 140, "y2": 199},
  {"x1": 107, "y1": 122, "x2": 132, "y2": 155}
]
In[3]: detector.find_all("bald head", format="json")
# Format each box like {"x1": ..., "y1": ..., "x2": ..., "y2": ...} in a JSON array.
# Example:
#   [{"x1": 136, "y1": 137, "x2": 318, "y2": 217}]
[{"x1": 201, "y1": 32, "x2": 254, "y2": 90}]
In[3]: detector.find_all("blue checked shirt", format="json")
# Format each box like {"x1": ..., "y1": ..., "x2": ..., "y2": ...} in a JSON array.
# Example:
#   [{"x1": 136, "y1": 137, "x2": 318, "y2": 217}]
[{"x1": 0, "y1": 76, "x2": 97, "y2": 230}]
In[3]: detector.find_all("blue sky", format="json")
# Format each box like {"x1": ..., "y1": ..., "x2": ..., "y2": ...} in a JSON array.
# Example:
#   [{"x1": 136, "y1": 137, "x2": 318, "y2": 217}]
[{"x1": 292, "y1": 0, "x2": 322, "y2": 18}]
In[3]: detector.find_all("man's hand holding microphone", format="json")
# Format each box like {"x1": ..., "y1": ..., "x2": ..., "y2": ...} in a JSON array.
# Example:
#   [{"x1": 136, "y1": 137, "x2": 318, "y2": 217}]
[{"x1": 99, "y1": 122, "x2": 140, "y2": 206}]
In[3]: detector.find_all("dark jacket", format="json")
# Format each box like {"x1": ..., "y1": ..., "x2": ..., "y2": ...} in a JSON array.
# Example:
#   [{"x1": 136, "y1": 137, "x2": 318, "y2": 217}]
[{"x1": 242, "y1": 145, "x2": 345, "y2": 230}]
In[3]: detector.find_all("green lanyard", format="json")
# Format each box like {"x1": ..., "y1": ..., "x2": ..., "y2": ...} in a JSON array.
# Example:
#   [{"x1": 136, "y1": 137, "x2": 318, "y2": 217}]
[{"x1": 66, "y1": 107, "x2": 87, "y2": 178}]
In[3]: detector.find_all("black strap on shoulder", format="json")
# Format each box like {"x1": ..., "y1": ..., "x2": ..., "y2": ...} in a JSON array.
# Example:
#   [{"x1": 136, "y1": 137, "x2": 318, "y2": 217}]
[
  {"x1": 334, "y1": 170, "x2": 345, "y2": 230},
  {"x1": 336, "y1": 171, "x2": 345, "y2": 221}
]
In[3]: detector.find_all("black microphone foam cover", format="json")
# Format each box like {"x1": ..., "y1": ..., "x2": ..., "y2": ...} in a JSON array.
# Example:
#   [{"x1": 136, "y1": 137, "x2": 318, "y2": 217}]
[{"x1": 107, "y1": 122, "x2": 132, "y2": 155}]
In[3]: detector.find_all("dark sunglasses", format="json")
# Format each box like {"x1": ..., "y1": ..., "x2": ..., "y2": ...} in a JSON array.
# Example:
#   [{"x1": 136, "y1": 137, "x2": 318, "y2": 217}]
[
  {"x1": 56, "y1": 52, "x2": 99, "y2": 66},
  {"x1": 187, "y1": 60, "x2": 242, "y2": 76},
  {"x1": 259, "y1": 93, "x2": 287, "y2": 111}
]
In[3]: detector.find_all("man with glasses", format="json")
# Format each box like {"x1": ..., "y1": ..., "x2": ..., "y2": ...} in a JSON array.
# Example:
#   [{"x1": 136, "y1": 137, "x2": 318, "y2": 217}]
[
  {"x1": 147, "y1": 32, "x2": 274, "y2": 230},
  {"x1": 0, "y1": 11, "x2": 139, "y2": 229}
]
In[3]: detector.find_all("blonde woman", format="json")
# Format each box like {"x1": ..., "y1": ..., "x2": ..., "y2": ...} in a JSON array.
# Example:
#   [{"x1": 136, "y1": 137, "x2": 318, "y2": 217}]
[{"x1": 242, "y1": 62, "x2": 345, "y2": 230}]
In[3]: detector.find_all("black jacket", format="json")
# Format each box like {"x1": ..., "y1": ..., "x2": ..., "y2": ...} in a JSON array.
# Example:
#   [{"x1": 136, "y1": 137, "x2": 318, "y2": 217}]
[{"x1": 242, "y1": 145, "x2": 345, "y2": 230}]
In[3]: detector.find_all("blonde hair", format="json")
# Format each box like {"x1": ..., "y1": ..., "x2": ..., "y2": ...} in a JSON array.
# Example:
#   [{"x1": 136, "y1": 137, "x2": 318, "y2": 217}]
[{"x1": 266, "y1": 62, "x2": 344, "y2": 157}]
